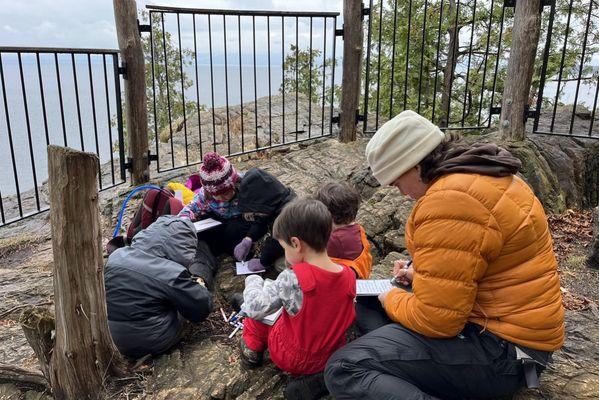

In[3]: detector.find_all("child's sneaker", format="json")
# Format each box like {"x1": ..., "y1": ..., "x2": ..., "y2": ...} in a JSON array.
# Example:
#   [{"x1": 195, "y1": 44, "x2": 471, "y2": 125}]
[
  {"x1": 284, "y1": 372, "x2": 329, "y2": 400},
  {"x1": 239, "y1": 337, "x2": 263, "y2": 369}
]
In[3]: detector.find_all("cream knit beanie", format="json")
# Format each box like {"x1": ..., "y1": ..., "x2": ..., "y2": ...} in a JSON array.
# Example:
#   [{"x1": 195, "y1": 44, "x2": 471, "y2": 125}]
[{"x1": 365, "y1": 110, "x2": 445, "y2": 185}]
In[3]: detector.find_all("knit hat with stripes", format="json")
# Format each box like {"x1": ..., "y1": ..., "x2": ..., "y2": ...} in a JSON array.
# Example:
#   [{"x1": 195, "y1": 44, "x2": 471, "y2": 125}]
[{"x1": 199, "y1": 152, "x2": 240, "y2": 196}]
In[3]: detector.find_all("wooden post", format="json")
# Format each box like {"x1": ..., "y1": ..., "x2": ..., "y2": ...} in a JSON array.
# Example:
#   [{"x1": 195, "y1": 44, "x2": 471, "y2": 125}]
[
  {"x1": 339, "y1": 0, "x2": 364, "y2": 143},
  {"x1": 47, "y1": 145, "x2": 126, "y2": 399},
  {"x1": 499, "y1": 0, "x2": 542, "y2": 141},
  {"x1": 114, "y1": 0, "x2": 149, "y2": 184}
]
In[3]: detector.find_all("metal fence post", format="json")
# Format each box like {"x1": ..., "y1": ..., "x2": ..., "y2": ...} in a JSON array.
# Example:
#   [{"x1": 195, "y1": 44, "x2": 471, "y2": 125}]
[
  {"x1": 499, "y1": 0, "x2": 542, "y2": 141},
  {"x1": 339, "y1": 0, "x2": 364, "y2": 143},
  {"x1": 114, "y1": 0, "x2": 150, "y2": 184}
]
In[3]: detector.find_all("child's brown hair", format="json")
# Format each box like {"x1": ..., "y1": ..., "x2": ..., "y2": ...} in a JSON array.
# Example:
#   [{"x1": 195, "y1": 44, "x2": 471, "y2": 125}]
[
  {"x1": 313, "y1": 181, "x2": 361, "y2": 225},
  {"x1": 273, "y1": 198, "x2": 332, "y2": 252}
]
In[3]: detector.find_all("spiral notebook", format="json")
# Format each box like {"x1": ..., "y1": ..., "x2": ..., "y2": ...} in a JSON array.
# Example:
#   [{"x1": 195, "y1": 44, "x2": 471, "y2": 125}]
[{"x1": 356, "y1": 279, "x2": 393, "y2": 296}]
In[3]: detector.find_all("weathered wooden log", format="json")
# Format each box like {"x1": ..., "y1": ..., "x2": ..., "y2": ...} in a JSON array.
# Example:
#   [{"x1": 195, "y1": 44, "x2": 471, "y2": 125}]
[
  {"x1": 499, "y1": 0, "x2": 542, "y2": 141},
  {"x1": 19, "y1": 307, "x2": 55, "y2": 382},
  {"x1": 47, "y1": 145, "x2": 126, "y2": 399},
  {"x1": 339, "y1": 0, "x2": 364, "y2": 143},
  {"x1": 113, "y1": 0, "x2": 149, "y2": 184},
  {"x1": 0, "y1": 363, "x2": 50, "y2": 392}
]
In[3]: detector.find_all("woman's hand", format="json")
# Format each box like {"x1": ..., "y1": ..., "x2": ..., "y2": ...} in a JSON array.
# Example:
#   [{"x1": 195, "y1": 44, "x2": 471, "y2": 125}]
[
  {"x1": 392, "y1": 260, "x2": 414, "y2": 286},
  {"x1": 378, "y1": 290, "x2": 390, "y2": 304}
]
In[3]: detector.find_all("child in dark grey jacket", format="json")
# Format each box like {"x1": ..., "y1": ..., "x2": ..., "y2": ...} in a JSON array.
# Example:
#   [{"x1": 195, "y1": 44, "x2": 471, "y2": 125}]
[{"x1": 104, "y1": 216, "x2": 212, "y2": 359}]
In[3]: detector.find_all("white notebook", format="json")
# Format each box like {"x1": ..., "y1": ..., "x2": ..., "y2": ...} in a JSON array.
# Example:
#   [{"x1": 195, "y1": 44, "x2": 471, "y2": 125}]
[
  {"x1": 236, "y1": 261, "x2": 265, "y2": 275},
  {"x1": 356, "y1": 279, "x2": 393, "y2": 296},
  {"x1": 193, "y1": 218, "x2": 222, "y2": 233}
]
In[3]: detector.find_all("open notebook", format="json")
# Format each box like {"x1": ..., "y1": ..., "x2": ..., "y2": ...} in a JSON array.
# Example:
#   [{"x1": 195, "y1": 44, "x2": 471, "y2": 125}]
[
  {"x1": 236, "y1": 261, "x2": 265, "y2": 275},
  {"x1": 356, "y1": 279, "x2": 394, "y2": 296},
  {"x1": 193, "y1": 218, "x2": 222, "y2": 233}
]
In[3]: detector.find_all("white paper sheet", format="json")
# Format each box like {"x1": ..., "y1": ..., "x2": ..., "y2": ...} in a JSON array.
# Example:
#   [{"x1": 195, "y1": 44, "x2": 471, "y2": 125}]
[
  {"x1": 356, "y1": 279, "x2": 393, "y2": 296},
  {"x1": 193, "y1": 218, "x2": 222, "y2": 233},
  {"x1": 236, "y1": 261, "x2": 265, "y2": 275}
]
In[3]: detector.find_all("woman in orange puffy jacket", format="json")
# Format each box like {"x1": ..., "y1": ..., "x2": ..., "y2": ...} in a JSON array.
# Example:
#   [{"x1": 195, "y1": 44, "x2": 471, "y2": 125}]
[{"x1": 325, "y1": 110, "x2": 564, "y2": 400}]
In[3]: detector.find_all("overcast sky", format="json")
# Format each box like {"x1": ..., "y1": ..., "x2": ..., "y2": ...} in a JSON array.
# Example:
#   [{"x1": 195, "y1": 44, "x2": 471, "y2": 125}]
[{"x1": 0, "y1": 0, "x2": 343, "y2": 50}]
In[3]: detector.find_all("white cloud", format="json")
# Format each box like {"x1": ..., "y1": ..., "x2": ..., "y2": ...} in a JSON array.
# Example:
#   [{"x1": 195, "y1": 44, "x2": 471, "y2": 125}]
[{"x1": 0, "y1": 0, "x2": 343, "y2": 58}]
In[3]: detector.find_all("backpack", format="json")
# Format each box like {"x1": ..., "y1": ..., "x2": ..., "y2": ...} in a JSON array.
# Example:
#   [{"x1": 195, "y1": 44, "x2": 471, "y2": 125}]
[{"x1": 126, "y1": 188, "x2": 184, "y2": 240}]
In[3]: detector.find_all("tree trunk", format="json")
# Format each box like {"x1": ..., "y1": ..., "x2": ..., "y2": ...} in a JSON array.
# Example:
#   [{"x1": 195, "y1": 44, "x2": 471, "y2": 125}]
[
  {"x1": 114, "y1": 0, "x2": 150, "y2": 184},
  {"x1": 339, "y1": 0, "x2": 364, "y2": 142},
  {"x1": 19, "y1": 307, "x2": 55, "y2": 382},
  {"x1": 499, "y1": 0, "x2": 542, "y2": 141},
  {"x1": 47, "y1": 145, "x2": 126, "y2": 399},
  {"x1": 440, "y1": 0, "x2": 459, "y2": 128}
]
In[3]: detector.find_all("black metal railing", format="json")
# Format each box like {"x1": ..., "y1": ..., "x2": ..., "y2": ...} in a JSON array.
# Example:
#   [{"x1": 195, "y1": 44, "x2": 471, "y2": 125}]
[
  {"x1": 0, "y1": 47, "x2": 126, "y2": 227},
  {"x1": 361, "y1": 0, "x2": 512, "y2": 133},
  {"x1": 144, "y1": 5, "x2": 340, "y2": 173},
  {"x1": 533, "y1": 0, "x2": 599, "y2": 138}
]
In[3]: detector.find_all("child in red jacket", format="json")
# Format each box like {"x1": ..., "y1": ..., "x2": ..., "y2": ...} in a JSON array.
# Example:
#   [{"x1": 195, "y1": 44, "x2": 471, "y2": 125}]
[{"x1": 239, "y1": 198, "x2": 356, "y2": 399}]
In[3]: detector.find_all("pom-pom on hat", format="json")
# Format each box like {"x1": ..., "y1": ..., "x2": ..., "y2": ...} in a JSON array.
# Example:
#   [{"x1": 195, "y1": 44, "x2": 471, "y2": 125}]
[
  {"x1": 199, "y1": 152, "x2": 239, "y2": 196},
  {"x1": 365, "y1": 110, "x2": 445, "y2": 185}
]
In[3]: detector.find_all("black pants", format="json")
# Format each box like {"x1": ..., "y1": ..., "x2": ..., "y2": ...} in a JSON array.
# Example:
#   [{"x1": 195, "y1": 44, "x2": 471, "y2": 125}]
[
  {"x1": 198, "y1": 217, "x2": 253, "y2": 257},
  {"x1": 325, "y1": 323, "x2": 533, "y2": 400},
  {"x1": 355, "y1": 296, "x2": 392, "y2": 336}
]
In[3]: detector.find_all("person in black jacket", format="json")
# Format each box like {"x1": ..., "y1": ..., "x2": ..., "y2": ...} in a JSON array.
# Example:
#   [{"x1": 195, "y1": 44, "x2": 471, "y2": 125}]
[
  {"x1": 231, "y1": 167, "x2": 297, "y2": 271},
  {"x1": 105, "y1": 216, "x2": 213, "y2": 359}
]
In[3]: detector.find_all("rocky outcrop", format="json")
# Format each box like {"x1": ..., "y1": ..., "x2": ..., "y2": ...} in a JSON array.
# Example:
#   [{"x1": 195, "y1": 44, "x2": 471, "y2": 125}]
[
  {"x1": 514, "y1": 309, "x2": 599, "y2": 399},
  {"x1": 154, "y1": 93, "x2": 338, "y2": 170},
  {"x1": 150, "y1": 340, "x2": 286, "y2": 400},
  {"x1": 464, "y1": 132, "x2": 599, "y2": 213},
  {"x1": 356, "y1": 186, "x2": 413, "y2": 257}
]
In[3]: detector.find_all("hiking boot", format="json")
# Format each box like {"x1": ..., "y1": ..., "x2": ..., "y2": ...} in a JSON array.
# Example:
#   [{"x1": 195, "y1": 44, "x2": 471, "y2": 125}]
[
  {"x1": 239, "y1": 337, "x2": 263, "y2": 369},
  {"x1": 230, "y1": 293, "x2": 244, "y2": 313},
  {"x1": 284, "y1": 372, "x2": 329, "y2": 400}
]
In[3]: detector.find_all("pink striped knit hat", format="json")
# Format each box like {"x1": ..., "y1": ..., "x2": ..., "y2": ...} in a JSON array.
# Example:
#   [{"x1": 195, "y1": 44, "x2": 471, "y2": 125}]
[{"x1": 199, "y1": 152, "x2": 240, "y2": 196}]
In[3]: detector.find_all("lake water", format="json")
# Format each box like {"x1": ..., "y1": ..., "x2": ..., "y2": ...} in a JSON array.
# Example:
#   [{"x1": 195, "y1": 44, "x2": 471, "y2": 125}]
[{"x1": 0, "y1": 54, "x2": 331, "y2": 196}]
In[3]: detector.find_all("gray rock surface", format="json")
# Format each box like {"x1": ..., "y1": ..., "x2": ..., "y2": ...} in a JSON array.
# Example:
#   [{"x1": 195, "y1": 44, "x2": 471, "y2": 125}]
[
  {"x1": 471, "y1": 132, "x2": 599, "y2": 213},
  {"x1": 356, "y1": 186, "x2": 414, "y2": 254},
  {"x1": 155, "y1": 93, "x2": 338, "y2": 171},
  {"x1": 150, "y1": 340, "x2": 286, "y2": 400},
  {"x1": 514, "y1": 309, "x2": 599, "y2": 399}
]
